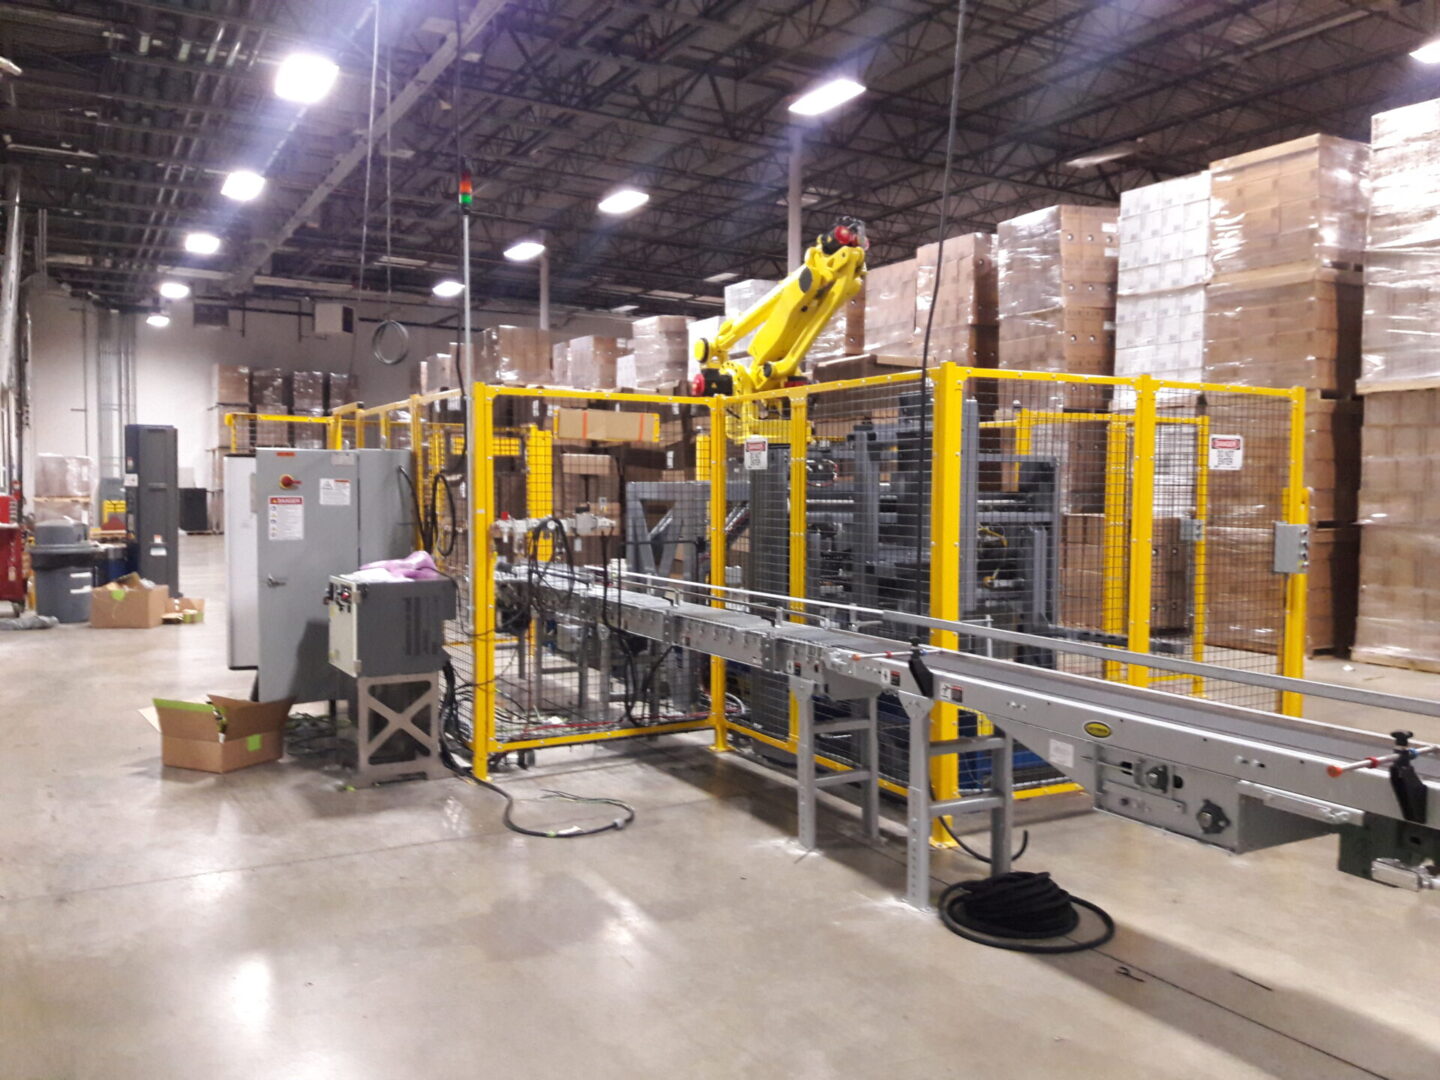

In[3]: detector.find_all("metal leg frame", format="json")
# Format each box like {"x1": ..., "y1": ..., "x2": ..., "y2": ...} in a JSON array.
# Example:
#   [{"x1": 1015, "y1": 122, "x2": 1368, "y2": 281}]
[
  {"x1": 792, "y1": 676, "x2": 880, "y2": 852},
  {"x1": 351, "y1": 672, "x2": 450, "y2": 786},
  {"x1": 900, "y1": 693, "x2": 1016, "y2": 909}
]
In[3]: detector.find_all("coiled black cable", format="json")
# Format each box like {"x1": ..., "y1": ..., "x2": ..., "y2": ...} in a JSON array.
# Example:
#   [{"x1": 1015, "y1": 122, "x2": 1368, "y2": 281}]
[{"x1": 938, "y1": 871, "x2": 1115, "y2": 954}]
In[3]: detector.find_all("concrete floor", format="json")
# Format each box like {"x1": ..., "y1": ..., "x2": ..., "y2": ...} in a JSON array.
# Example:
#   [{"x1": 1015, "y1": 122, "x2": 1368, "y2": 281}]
[{"x1": 3, "y1": 535, "x2": 1438, "y2": 1079}]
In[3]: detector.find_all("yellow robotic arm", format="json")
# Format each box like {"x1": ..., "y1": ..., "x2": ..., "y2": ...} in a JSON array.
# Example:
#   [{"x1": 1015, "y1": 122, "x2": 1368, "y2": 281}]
[{"x1": 691, "y1": 217, "x2": 868, "y2": 396}]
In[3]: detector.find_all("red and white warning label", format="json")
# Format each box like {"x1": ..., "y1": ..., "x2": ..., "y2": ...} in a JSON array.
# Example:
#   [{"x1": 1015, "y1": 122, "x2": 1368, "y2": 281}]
[{"x1": 1207, "y1": 434, "x2": 1244, "y2": 471}]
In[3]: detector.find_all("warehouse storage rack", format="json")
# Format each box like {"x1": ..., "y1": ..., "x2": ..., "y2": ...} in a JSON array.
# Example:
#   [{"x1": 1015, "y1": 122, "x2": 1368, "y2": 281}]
[{"x1": 463, "y1": 368, "x2": 1310, "y2": 824}]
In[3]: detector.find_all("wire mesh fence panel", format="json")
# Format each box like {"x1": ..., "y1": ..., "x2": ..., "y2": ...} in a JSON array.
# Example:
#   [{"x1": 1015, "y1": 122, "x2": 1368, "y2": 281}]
[
  {"x1": 1168, "y1": 385, "x2": 1297, "y2": 711},
  {"x1": 477, "y1": 390, "x2": 714, "y2": 759}
]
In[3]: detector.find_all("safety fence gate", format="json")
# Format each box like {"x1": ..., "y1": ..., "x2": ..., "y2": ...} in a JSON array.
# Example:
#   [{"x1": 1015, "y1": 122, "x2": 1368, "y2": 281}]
[{"x1": 466, "y1": 368, "x2": 1308, "y2": 822}]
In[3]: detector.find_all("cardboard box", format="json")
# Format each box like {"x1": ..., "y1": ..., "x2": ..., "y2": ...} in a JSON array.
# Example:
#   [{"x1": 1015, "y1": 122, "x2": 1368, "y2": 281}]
[
  {"x1": 998, "y1": 204, "x2": 1119, "y2": 319},
  {"x1": 251, "y1": 368, "x2": 290, "y2": 409},
  {"x1": 292, "y1": 370, "x2": 326, "y2": 411},
  {"x1": 562, "y1": 453, "x2": 615, "y2": 477},
  {"x1": 1203, "y1": 267, "x2": 1362, "y2": 393},
  {"x1": 916, "y1": 232, "x2": 999, "y2": 327},
  {"x1": 631, "y1": 316, "x2": 690, "y2": 390},
  {"x1": 1207, "y1": 393, "x2": 1361, "y2": 524},
  {"x1": 1208, "y1": 134, "x2": 1369, "y2": 277},
  {"x1": 326, "y1": 371, "x2": 359, "y2": 409},
  {"x1": 213, "y1": 364, "x2": 251, "y2": 405},
  {"x1": 1354, "y1": 523, "x2": 1440, "y2": 670},
  {"x1": 35, "y1": 454, "x2": 94, "y2": 497},
  {"x1": 91, "y1": 573, "x2": 170, "y2": 629},
  {"x1": 152, "y1": 695, "x2": 293, "y2": 774},
  {"x1": 1205, "y1": 524, "x2": 1356, "y2": 654},
  {"x1": 567, "y1": 336, "x2": 624, "y2": 390},
  {"x1": 862, "y1": 259, "x2": 919, "y2": 355},
  {"x1": 553, "y1": 408, "x2": 661, "y2": 443},
  {"x1": 1358, "y1": 388, "x2": 1440, "y2": 524},
  {"x1": 483, "y1": 326, "x2": 552, "y2": 386}
]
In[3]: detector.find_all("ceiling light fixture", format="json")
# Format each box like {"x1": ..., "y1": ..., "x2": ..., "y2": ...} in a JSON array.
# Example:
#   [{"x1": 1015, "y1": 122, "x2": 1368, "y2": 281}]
[
  {"x1": 610, "y1": 303, "x2": 639, "y2": 314},
  {"x1": 145, "y1": 312, "x2": 171, "y2": 328},
  {"x1": 183, "y1": 231, "x2": 221, "y2": 255},
  {"x1": 1412, "y1": 38, "x2": 1440, "y2": 64},
  {"x1": 597, "y1": 188, "x2": 649, "y2": 215},
  {"x1": 432, "y1": 279, "x2": 465, "y2": 298},
  {"x1": 788, "y1": 77, "x2": 866, "y2": 116},
  {"x1": 704, "y1": 271, "x2": 739, "y2": 283},
  {"x1": 158, "y1": 281, "x2": 190, "y2": 300},
  {"x1": 503, "y1": 240, "x2": 546, "y2": 262},
  {"x1": 274, "y1": 52, "x2": 339, "y2": 104},
  {"x1": 221, "y1": 169, "x2": 266, "y2": 201},
  {"x1": 1065, "y1": 143, "x2": 1140, "y2": 168}
]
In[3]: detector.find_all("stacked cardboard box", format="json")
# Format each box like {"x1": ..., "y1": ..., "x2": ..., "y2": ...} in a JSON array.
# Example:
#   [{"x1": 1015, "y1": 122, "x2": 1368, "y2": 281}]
[
  {"x1": 567, "y1": 336, "x2": 625, "y2": 390},
  {"x1": 250, "y1": 367, "x2": 291, "y2": 447},
  {"x1": 1204, "y1": 135, "x2": 1368, "y2": 391},
  {"x1": 631, "y1": 316, "x2": 689, "y2": 390},
  {"x1": 1115, "y1": 172, "x2": 1210, "y2": 383},
  {"x1": 1352, "y1": 389, "x2": 1440, "y2": 670},
  {"x1": 862, "y1": 259, "x2": 919, "y2": 357},
  {"x1": 483, "y1": 326, "x2": 551, "y2": 386},
  {"x1": 997, "y1": 205, "x2": 1118, "y2": 410},
  {"x1": 1361, "y1": 100, "x2": 1440, "y2": 390},
  {"x1": 1201, "y1": 134, "x2": 1369, "y2": 656},
  {"x1": 290, "y1": 370, "x2": 326, "y2": 449},
  {"x1": 1059, "y1": 513, "x2": 1190, "y2": 633},
  {"x1": 914, "y1": 232, "x2": 999, "y2": 366},
  {"x1": 551, "y1": 342, "x2": 571, "y2": 386},
  {"x1": 326, "y1": 371, "x2": 358, "y2": 409}
]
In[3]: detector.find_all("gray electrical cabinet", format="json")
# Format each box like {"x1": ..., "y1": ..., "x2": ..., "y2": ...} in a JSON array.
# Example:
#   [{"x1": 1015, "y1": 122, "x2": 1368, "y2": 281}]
[
  {"x1": 327, "y1": 575, "x2": 457, "y2": 677},
  {"x1": 255, "y1": 448, "x2": 412, "y2": 703},
  {"x1": 124, "y1": 424, "x2": 179, "y2": 595}
]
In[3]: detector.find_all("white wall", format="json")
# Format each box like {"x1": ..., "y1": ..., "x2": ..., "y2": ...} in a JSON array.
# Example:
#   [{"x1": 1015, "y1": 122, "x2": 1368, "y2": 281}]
[{"x1": 27, "y1": 282, "x2": 634, "y2": 495}]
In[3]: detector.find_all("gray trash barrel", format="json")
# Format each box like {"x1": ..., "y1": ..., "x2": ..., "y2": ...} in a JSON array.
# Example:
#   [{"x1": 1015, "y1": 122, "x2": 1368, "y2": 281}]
[{"x1": 32, "y1": 520, "x2": 99, "y2": 623}]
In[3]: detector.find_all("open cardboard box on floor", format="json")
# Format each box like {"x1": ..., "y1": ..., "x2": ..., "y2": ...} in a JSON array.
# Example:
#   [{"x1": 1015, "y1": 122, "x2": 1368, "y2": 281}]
[
  {"x1": 149, "y1": 695, "x2": 294, "y2": 773},
  {"x1": 91, "y1": 572, "x2": 169, "y2": 629},
  {"x1": 163, "y1": 596, "x2": 206, "y2": 625}
]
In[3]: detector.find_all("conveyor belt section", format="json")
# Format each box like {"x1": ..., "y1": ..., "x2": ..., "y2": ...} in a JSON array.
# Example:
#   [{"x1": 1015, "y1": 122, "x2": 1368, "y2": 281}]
[{"x1": 500, "y1": 569, "x2": 1440, "y2": 889}]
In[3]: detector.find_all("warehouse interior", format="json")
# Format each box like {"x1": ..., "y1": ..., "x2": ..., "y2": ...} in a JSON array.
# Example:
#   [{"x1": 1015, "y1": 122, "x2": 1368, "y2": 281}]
[{"x1": 4, "y1": 1, "x2": 1440, "y2": 1077}]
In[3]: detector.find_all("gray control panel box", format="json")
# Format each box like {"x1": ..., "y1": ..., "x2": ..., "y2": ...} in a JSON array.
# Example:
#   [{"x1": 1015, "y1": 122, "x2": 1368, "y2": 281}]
[{"x1": 327, "y1": 574, "x2": 457, "y2": 677}]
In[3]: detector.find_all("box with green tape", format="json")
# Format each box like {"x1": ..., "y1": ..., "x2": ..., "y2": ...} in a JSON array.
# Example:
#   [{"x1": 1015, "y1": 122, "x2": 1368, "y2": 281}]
[{"x1": 152, "y1": 695, "x2": 294, "y2": 774}]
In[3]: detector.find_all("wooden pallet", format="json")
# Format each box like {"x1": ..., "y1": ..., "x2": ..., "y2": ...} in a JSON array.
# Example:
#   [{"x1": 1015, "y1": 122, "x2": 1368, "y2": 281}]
[{"x1": 1350, "y1": 648, "x2": 1440, "y2": 676}]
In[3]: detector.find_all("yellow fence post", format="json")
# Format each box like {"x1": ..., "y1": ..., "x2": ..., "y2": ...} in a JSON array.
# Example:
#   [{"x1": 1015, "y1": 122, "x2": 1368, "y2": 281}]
[
  {"x1": 525, "y1": 423, "x2": 554, "y2": 561},
  {"x1": 1102, "y1": 417, "x2": 1129, "y2": 682},
  {"x1": 929, "y1": 363, "x2": 964, "y2": 844},
  {"x1": 471, "y1": 385, "x2": 498, "y2": 781},
  {"x1": 1126, "y1": 374, "x2": 1157, "y2": 687},
  {"x1": 1279, "y1": 387, "x2": 1309, "y2": 716},
  {"x1": 707, "y1": 399, "x2": 730, "y2": 752},
  {"x1": 1191, "y1": 414, "x2": 1212, "y2": 696},
  {"x1": 786, "y1": 394, "x2": 809, "y2": 744}
]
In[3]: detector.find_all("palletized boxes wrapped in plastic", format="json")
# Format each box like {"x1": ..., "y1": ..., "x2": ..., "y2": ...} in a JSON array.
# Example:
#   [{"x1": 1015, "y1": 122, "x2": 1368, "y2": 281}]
[
  {"x1": 326, "y1": 371, "x2": 357, "y2": 409},
  {"x1": 213, "y1": 364, "x2": 251, "y2": 405},
  {"x1": 566, "y1": 336, "x2": 624, "y2": 390},
  {"x1": 35, "y1": 454, "x2": 93, "y2": 497},
  {"x1": 290, "y1": 410, "x2": 327, "y2": 449},
  {"x1": 291, "y1": 370, "x2": 325, "y2": 412},
  {"x1": 631, "y1": 315, "x2": 689, "y2": 390},
  {"x1": 862, "y1": 259, "x2": 918, "y2": 356},
  {"x1": 1351, "y1": 389, "x2": 1440, "y2": 668},
  {"x1": 915, "y1": 233, "x2": 998, "y2": 365},
  {"x1": 1361, "y1": 98, "x2": 1440, "y2": 390},
  {"x1": 483, "y1": 326, "x2": 551, "y2": 386},
  {"x1": 997, "y1": 206, "x2": 1118, "y2": 408},
  {"x1": 1208, "y1": 134, "x2": 1369, "y2": 278},
  {"x1": 251, "y1": 368, "x2": 290, "y2": 409},
  {"x1": 1115, "y1": 173, "x2": 1210, "y2": 383},
  {"x1": 551, "y1": 341, "x2": 571, "y2": 386},
  {"x1": 1202, "y1": 266, "x2": 1362, "y2": 392}
]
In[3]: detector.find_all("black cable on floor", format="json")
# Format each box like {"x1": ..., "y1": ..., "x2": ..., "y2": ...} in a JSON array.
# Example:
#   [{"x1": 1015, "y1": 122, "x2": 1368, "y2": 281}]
[
  {"x1": 938, "y1": 871, "x2": 1115, "y2": 954},
  {"x1": 935, "y1": 804, "x2": 1030, "y2": 865},
  {"x1": 437, "y1": 733, "x2": 635, "y2": 838}
]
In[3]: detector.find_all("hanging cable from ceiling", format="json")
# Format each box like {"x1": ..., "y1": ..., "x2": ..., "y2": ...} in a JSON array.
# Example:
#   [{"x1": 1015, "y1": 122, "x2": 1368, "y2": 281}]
[{"x1": 372, "y1": 6, "x2": 410, "y2": 366}]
